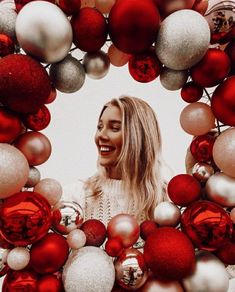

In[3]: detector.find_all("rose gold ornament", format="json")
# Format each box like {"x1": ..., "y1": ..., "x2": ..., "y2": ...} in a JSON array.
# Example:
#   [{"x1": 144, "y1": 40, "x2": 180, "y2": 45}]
[
  {"x1": 34, "y1": 178, "x2": 62, "y2": 206},
  {"x1": 153, "y1": 201, "x2": 181, "y2": 227},
  {"x1": 107, "y1": 44, "x2": 130, "y2": 67},
  {"x1": 25, "y1": 166, "x2": 41, "y2": 188}
]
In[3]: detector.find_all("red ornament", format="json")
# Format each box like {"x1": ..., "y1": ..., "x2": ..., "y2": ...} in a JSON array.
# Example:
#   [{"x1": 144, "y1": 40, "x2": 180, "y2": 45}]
[
  {"x1": 30, "y1": 233, "x2": 69, "y2": 274},
  {"x1": 57, "y1": 0, "x2": 81, "y2": 15},
  {"x1": 215, "y1": 240, "x2": 235, "y2": 265},
  {"x1": 211, "y1": 76, "x2": 235, "y2": 126},
  {"x1": 45, "y1": 86, "x2": 57, "y2": 104},
  {"x1": 140, "y1": 220, "x2": 158, "y2": 241},
  {"x1": 71, "y1": 7, "x2": 108, "y2": 52},
  {"x1": 0, "y1": 107, "x2": 23, "y2": 143},
  {"x1": 0, "y1": 54, "x2": 51, "y2": 113},
  {"x1": 180, "y1": 81, "x2": 203, "y2": 103},
  {"x1": 190, "y1": 48, "x2": 231, "y2": 87},
  {"x1": 225, "y1": 39, "x2": 235, "y2": 71},
  {"x1": 108, "y1": 0, "x2": 160, "y2": 54},
  {"x1": 105, "y1": 237, "x2": 123, "y2": 257},
  {"x1": 38, "y1": 275, "x2": 64, "y2": 292},
  {"x1": 154, "y1": 0, "x2": 195, "y2": 18},
  {"x1": 21, "y1": 105, "x2": 51, "y2": 131},
  {"x1": 0, "y1": 191, "x2": 52, "y2": 246},
  {"x1": 0, "y1": 34, "x2": 15, "y2": 57},
  {"x1": 192, "y1": 0, "x2": 208, "y2": 15},
  {"x1": 180, "y1": 200, "x2": 233, "y2": 251},
  {"x1": 14, "y1": 0, "x2": 55, "y2": 12},
  {"x1": 144, "y1": 227, "x2": 196, "y2": 281},
  {"x1": 80, "y1": 219, "x2": 107, "y2": 247},
  {"x1": 190, "y1": 134, "x2": 216, "y2": 162},
  {"x1": 128, "y1": 50, "x2": 162, "y2": 83},
  {"x1": 167, "y1": 174, "x2": 201, "y2": 207}
]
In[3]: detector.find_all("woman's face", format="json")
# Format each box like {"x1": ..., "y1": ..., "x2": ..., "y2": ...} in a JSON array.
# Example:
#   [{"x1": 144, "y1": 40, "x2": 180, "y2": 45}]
[{"x1": 95, "y1": 105, "x2": 123, "y2": 178}]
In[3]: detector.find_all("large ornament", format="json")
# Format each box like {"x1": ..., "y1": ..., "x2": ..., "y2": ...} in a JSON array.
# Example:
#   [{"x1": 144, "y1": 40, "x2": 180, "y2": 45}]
[
  {"x1": 83, "y1": 50, "x2": 110, "y2": 79},
  {"x1": 155, "y1": 9, "x2": 210, "y2": 70},
  {"x1": 160, "y1": 67, "x2": 188, "y2": 90},
  {"x1": 180, "y1": 200, "x2": 233, "y2": 251},
  {"x1": 62, "y1": 246, "x2": 115, "y2": 292},
  {"x1": 15, "y1": 1, "x2": 73, "y2": 63},
  {"x1": 0, "y1": 191, "x2": 52, "y2": 246},
  {"x1": 114, "y1": 248, "x2": 148, "y2": 290}
]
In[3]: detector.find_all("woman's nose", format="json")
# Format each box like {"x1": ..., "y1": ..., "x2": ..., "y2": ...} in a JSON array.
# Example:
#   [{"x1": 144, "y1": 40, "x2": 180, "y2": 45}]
[{"x1": 98, "y1": 128, "x2": 109, "y2": 140}]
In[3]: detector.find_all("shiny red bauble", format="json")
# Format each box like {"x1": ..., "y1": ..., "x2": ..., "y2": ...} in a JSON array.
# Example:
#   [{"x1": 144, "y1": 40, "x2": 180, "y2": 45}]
[
  {"x1": 71, "y1": 7, "x2": 108, "y2": 52},
  {"x1": 144, "y1": 227, "x2": 196, "y2": 281},
  {"x1": 0, "y1": 191, "x2": 52, "y2": 246},
  {"x1": 211, "y1": 76, "x2": 235, "y2": 126},
  {"x1": 0, "y1": 54, "x2": 51, "y2": 113},
  {"x1": 180, "y1": 81, "x2": 203, "y2": 103},
  {"x1": 105, "y1": 237, "x2": 123, "y2": 257},
  {"x1": 0, "y1": 107, "x2": 23, "y2": 143},
  {"x1": 190, "y1": 134, "x2": 216, "y2": 162},
  {"x1": 57, "y1": 0, "x2": 81, "y2": 15},
  {"x1": 80, "y1": 219, "x2": 107, "y2": 247},
  {"x1": 30, "y1": 233, "x2": 69, "y2": 274},
  {"x1": 21, "y1": 105, "x2": 51, "y2": 131},
  {"x1": 180, "y1": 200, "x2": 233, "y2": 251},
  {"x1": 190, "y1": 48, "x2": 231, "y2": 87},
  {"x1": 38, "y1": 275, "x2": 64, "y2": 292},
  {"x1": 140, "y1": 220, "x2": 158, "y2": 241},
  {"x1": 167, "y1": 174, "x2": 201, "y2": 207},
  {"x1": 128, "y1": 50, "x2": 162, "y2": 83},
  {"x1": 108, "y1": 0, "x2": 160, "y2": 54},
  {"x1": 0, "y1": 34, "x2": 15, "y2": 57}
]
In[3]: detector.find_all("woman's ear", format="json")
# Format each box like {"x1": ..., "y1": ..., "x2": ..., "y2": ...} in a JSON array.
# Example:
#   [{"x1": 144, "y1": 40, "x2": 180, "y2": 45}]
[{"x1": 185, "y1": 147, "x2": 197, "y2": 174}]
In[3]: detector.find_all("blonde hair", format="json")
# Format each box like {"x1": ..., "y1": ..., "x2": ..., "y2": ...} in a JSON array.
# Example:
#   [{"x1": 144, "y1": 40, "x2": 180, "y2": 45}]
[{"x1": 84, "y1": 96, "x2": 167, "y2": 220}]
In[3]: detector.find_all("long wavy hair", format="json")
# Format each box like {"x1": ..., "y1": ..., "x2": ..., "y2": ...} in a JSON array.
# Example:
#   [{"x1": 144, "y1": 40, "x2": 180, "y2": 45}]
[{"x1": 84, "y1": 95, "x2": 168, "y2": 220}]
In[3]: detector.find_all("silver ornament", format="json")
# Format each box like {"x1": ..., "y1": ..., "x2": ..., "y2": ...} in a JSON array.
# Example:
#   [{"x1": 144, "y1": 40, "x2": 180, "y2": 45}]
[
  {"x1": 160, "y1": 67, "x2": 188, "y2": 90},
  {"x1": 0, "y1": 7, "x2": 17, "y2": 40},
  {"x1": 191, "y1": 162, "x2": 214, "y2": 183},
  {"x1": 83, "y1": 50, "x2": 110, "y2": 79},
  {"x1": 15, "y1": 1, "x2": 72, "y2": 63},
  {"x1": 182, "y1": 250, "x2": 229, "y2": 292},
  {"x1": 51, "y1": 200, "x2": 84, "y2": 235},
  {"x1": 62, "y1": 246, "x2": 115, "y2": 292},
  {"x1": 25, "y1": 166, "x2": 41, "y2": 188},
  {"x1": 153, "y1": 201, "x2": 181, "y2": 227},
  {"x1": 205, "y1": 172, "x2": 235, "y2": 207},
  {"x1": 155, "y1": 9, "x2": 210, "y2": 70},
  {"x1": 49, "y1": 55, "x2": 86, "y2": 93}
]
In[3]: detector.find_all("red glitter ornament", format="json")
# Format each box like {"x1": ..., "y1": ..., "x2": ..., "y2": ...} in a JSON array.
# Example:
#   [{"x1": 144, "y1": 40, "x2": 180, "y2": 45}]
[
  {"x1": 180, "y1": 81, "x2": 203, "y2": 103},
  {"x1": 21, "y1": 105, "x2": 51, "y2": 131},
  {"x1": 180, "y1": 200, "x2": 233, "y2": 251},
  {"x1": 71, "y1": 7, "x2": 108, "y2": 52},
  {"x1": 105, "y1": 237, "x2": 123, "y2": 257},
  {"x1": 0, "y1": 34, "x2": 15, "y2": 57},
  {"x1": 57, "y1": 0, "x2": 81, "y2": 15},
  {"x1": 144, "y1": 227, "x2": 196, "y2": 281},
  {"x1": 190, "y1": 134, "x2": 215, "y2": 162},
  {"x1": 80, "y1": 219, "x2": 107, "y2": 247},
  {"x1": 140, "y1": 220, "x2": 158, "y2": 241}
]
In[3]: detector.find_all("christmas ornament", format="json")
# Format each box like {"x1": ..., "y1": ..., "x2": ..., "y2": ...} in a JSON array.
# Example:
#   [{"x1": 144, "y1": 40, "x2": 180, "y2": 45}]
[
  {"x1": 62, "y1": 246, "x2": 115, "y2": 292},
  {"x1": 139, "y1": 220, "x2": 158, "y2": 241},
  {"x1": 107, "y1": 44, "x2": 130, "y2": 67},
  {"x1": 225, "y1": 39, "x2": 235, "y2": 72},
  {"x1": 0, "y1": 247, "x2": 9, "y2": 277},
  {"x1": 0, "y1": 191, "x2": 52, "y2": 246},
  {"x1": 15, "y1": 1, "x2": 73, "y2": 63},
  {"x1": 38, "y1": 275, "x2": 64, "y2": 292},
  {"x1": 49, "y1": 55, "x2": 86, "y2": 93},
  {"x1": 71, "y1": 7, "x2": 108, "y2": 52},
  {"x1": 57, "y1": 0, "x2": 81, "y2": 15},
  {"x1": 0, "y1": 34, "x2": 14, "y2": 57},
  {"x1": 155, "y1": 9, "x2": 210, "y2": 70},
  {"x1": 30, "y1": 233, "x2": 69, "y2": 274},
  {"x1": 0, "y1": 7, "x2": 17, "y2": 40},
  {"x1": 153, "y1": 201, "x2": 181, "y2": 227},
  {"x1": 181, "y1": 200, "x2": 233, "y2": 251},
  {"x1": 21, "y1": 105, "x2": 51, "y2": 131},
  {"x1": 114, "y1": 248, "x2": 148, "y2": 290},
  {"x1": 180, "y1": 102, "x2": 215, "y2": 136},
  {"x1": 215, "y1": 240, "x2": 235, "y2": 265},
  {"x1": 190, "y1": 134, "x2": 215, "y2": 162},
  {"x1": 105, "y1": 237, "x2": 123, "y2": 257},
  {"x1": 34, "y1": 178, "x2": 63, "y2": 206},
  {"x1": 95, "y1": 0, "x2": 115, "y2": 14},
  {"x1": 25, "y1": 166, "x2": 41, "y2": 188},
  {"x1": 139, "y1": 276, "x2": 184, "y2": 292},
  {"x1": 107, "y1": 214, "x2": 140, "y2": 248},
  {"x1": 160, "y1": 67, "x2": 188, "y2": 90},
  {"x1": 80, "y1": 218, "x2": 106, "y2": 247},
  {"x1": 67, "y1": 229, "x2": 87, "y2": 250},
  {"x1": 52, "y1": 201, "x2": 84, "y2": 235},
  {"x1": 108, "y1": 0, "x2": 160, "y2": 54},
  {"x1": 0, "y1": 143, "x2": 29, "y2": 199},
  {"x1": 191, "y1": 162, "x2": 214, "y2": 183},
  {"x1": 6, "y1": 247, "x2": 30, "y2": 271},
  {"x1": 144, "y1": 227, "x2": 195, "y2": 281},
  {"x1": 14, "y1": 131, "x2": 52, "y2": 166},
  {"x1": 45, "y1": 86, "x2": 57, "y2": 104},
  {"x1": 192, "y1": 0, "x2": 208, "y2": 15},
  {"x1": 155, "y1": 0, "x2": 196, "y2": 17},
  {"x1": 0, "y1": 54, "x2": 51, "y2": 113},
  {"x1": 182, "y1": 251, "x2": 229, "y2": 292},
  {"x1": 180, "y1": 81, "x2": 203, "y2": 103},
  {"x1": 83, "y1": 50, "x2": 110, "y2": 79}
]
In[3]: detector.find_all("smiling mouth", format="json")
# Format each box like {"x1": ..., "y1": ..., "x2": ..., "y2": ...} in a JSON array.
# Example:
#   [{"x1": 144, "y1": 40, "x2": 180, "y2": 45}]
[{"x1": 99, "y1": 146, "x2": 115, "y2": 155}]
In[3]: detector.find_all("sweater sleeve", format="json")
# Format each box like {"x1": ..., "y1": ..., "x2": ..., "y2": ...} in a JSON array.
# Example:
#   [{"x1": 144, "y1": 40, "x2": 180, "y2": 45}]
[{"x1": 62, "y1": 180, "x2": 86, "y2": 210}]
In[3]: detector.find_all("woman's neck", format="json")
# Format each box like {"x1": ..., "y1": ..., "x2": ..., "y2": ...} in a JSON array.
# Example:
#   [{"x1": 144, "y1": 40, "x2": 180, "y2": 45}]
[{"x1": 106, "y1": 166, "x2": 122, "y2": 180}]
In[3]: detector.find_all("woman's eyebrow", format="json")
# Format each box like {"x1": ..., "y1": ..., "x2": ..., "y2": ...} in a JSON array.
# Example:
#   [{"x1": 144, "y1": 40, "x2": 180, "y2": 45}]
[{"x1": 109, "y1": 120, "x2": 121, "y2": 123}]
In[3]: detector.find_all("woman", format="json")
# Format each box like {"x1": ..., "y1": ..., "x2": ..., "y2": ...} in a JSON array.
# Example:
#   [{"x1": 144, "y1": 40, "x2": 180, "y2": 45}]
[{"x1": 63, "y1": 95, "x2": 168, "y2": 225}]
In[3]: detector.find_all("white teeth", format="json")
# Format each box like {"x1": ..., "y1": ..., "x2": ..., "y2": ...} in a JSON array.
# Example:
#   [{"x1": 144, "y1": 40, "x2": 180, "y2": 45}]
[{"x1": 100, "y1": 146, "x2": 111, "y2": 152}]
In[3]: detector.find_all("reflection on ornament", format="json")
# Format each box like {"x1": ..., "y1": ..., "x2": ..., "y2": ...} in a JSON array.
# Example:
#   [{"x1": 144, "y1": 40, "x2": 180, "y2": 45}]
[
  {"x1": 191, "y1": 162, "x2": 214, "y2": 183},
  {"x1": 83, "y1": 50, "x2": 110, "y2": 79},
  {"x1": 114, "y1": 248, "x2": 148, "y2": 290}
]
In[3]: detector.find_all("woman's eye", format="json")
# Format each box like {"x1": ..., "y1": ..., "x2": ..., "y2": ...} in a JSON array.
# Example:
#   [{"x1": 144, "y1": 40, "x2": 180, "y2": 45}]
[
  {"x1": 112, "y1": 127, "x2": 120, "y2": 132},
  {"x1": 97, "y1": 124, "x2": 103, "y2": 130}
]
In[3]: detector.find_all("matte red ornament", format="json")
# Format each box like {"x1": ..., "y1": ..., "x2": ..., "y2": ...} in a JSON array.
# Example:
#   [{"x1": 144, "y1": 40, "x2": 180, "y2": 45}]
[
  {"x1": 105, "y1": 237, "x2": 123, "y2": 257},
  {"x1": 180, "y1": 200, "x2": 233, "y2": 251},
  {"x1": 57, "y1": 0, "x2": 81, "y2": 15},
  {"x1": 30, "y1": 233, "x2": 69, "y2": 274},
  {"x1": 0, "y1": 107, "x2": 23, "y2": 143},
  {"x1": 80, "y1": 219, "x2": 107, "y2": 247},
  {"x1": 108, "y1": 0, "x2": 160, "y2": 54},
  {"x1": 190, "y1": 134, "x2": 216, "y2": 162},
  {"x1": 180, "y1": 81, "x2": 203, "y2": 103},
  {"x1": 21, "y1": 105, "x2": 51, "y2": 131},
  {"x1": 128, "y1": 50, "x2": 162, "y2": 83},
  {"x1": 0, "y1": 54, "x2": 51, "y2": 113},
  {"x1": 0, "y1": 191, "x2": 52, "y2": 246},
  {"x1": 0, "y1": 34, "x2": 15, "y2": 57},
  {"x1": 38, "y1": 275, "x2": 64, "y2": 292},
  {"x1": 211, "y1": 76, "x2": 235, "y2": 126},
  {"x1": 190, "y1": 48, "x2": 231, "y2": 87},
  {"x1": 167, "y1": 174, "x2": 201, "y2": 207},
  {"x1": 140, "y1": 220, "x2": 158, "y2": 241},
  {"x1": 71, "y1": 7, "x2": 108, "y2": 52},
  {"x1": 144, "y1": 227, "x2": 196, "y2": 281}
]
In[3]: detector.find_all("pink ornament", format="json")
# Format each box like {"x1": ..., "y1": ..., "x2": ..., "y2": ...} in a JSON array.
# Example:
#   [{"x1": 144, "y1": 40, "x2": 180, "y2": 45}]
[{"x1": 67, "y1": 229, "x2": 86, "y2": 249}]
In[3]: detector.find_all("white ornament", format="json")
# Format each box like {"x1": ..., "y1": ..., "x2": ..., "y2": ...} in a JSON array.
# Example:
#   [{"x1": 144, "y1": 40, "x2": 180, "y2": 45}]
[{"x1": 7, "y1": 247, "x2": 30, "y2": 271}]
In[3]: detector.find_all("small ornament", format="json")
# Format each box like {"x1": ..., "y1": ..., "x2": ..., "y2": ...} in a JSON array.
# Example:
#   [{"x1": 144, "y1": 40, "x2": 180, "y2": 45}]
[
  {"x1": 7, "y1": 247, "x2": 30, "y2": 271},
  {"x1": 139, "y1": 220, "x2": 158, "y2": 241},
  {"x1": 21, "y1": 105, "x2": 51, "y2": 131},
  {"x1": 160, "y1": 67, "x2": 188, "y2": 90},
  {"x1": 107, "y1": 44, "x2": 130, "y2": 67},
  {"x1": 83, "y1": 50, "x2": 110, "y2": 79},
  {"x1": 190, "y1": 134, "x2": 215, "y2": 162},
  {"x1": 80, "y1": 219, "x2": 106, "y2": 247},
  {"x1": 38, "y1": 275, "x2": 64, "y2": 292},
  {"x1": 34, "y1": 178, "x2": 62, "y2": 206},
  {"x1": 105, "y1": 237, "x2": 123, "y2": 257},
  {"x1": 191, "y1": 162, "x2": 214, "y2": 183},
  {"x1": 45, "y1": 86, "x2": 57, "y2": 104},
  {"x1": 153, "y1": 201, "x2": 181, "y2": 227},
  {"x1": 0, "y1": 34, "x2": 14, "y2": 57},
  {"x1": 67, "y1": 229, "x2": 86, "y2": 249},
  {"x1": 181, "y1": 81, "x2": 203, "y2": 103},
  {"x1": 25, "y1": 166, "x2": 41, "y2": 188}
]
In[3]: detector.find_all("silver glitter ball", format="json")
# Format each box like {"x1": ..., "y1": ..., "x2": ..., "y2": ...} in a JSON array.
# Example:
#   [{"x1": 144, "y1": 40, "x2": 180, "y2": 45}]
[
  {"x1": 62, "y1": 246, "x2": 115, "y2": 292},
  {"x1": 49, "y1": 55, "x2": 86, "y2": 93},
  {"x1": 160, "y1": 67, "x2": 188, "y2": 90},
  {"x1": 0, "y1": 7, "x2": 17, "y2": 40},
  {"x1": 83, "y1": 50, "x2": 110, "y2": 79},
  {"x1": 155, "y1": 9, "x2": 210, "y2": 70},
  {"x1": 25, "y1": 166, "x2": 41, "y2": 188}
]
